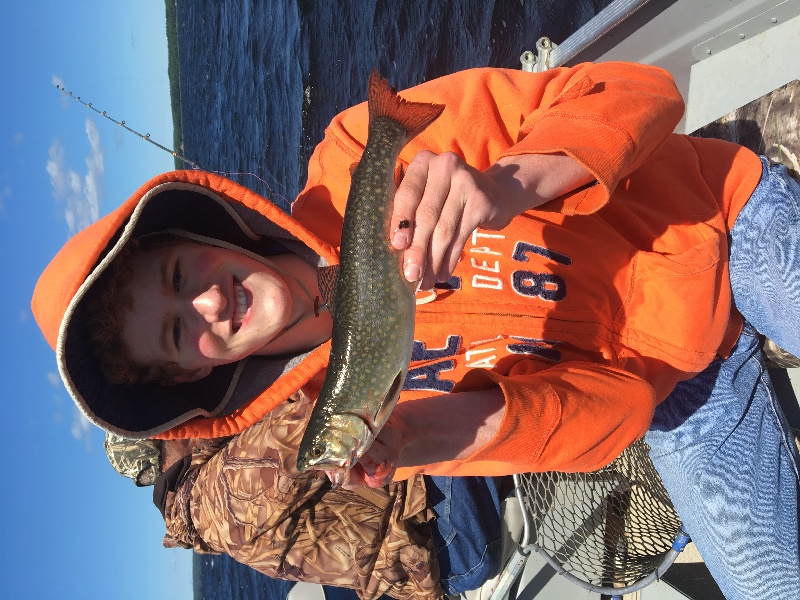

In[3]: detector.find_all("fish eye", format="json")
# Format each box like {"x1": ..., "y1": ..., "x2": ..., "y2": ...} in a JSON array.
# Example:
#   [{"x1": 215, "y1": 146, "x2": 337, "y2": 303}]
[{"x1": 310, "y1": 444, "x2": 325, "y2": 459}]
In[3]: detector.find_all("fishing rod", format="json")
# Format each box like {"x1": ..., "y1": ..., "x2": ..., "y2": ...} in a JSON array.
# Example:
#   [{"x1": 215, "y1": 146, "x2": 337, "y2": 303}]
[{"x1": 54, "y1": 83, "x2": 292, "y2": 207}]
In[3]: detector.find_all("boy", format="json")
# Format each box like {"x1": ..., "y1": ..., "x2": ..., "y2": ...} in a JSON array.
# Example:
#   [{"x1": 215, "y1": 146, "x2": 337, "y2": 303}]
[{"x1": 33, "y1": 62, "x2": 799, "y2": 598}]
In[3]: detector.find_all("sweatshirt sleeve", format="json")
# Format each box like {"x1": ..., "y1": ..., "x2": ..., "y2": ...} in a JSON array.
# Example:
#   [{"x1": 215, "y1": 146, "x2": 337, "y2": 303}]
[
  {"x1": 394, "y1": 361, "x2": 658, "y2": 479},
  {"x1": 293, "y1": 62, "x2": 685, "y2": 239},
  {"x1": 495, "y1": 62, "x2": 686, "y2": 214}
]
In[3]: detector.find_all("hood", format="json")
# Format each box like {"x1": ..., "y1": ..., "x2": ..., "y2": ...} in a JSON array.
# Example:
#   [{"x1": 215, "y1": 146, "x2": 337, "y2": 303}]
[{"x1": 32, "y1": 170, "x2": 338, "y2": 439}]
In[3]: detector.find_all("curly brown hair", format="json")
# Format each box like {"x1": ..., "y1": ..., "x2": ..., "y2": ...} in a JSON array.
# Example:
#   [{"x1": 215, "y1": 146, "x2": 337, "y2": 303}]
[{"x1": 84, "y1": 235, "x2": 185, "y2": 385}]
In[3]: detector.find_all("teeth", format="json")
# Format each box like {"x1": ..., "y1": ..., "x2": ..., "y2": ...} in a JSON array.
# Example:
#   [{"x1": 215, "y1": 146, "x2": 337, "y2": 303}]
[{"x1": 233, "y1": 280, "x2": 247, "y2": 329}]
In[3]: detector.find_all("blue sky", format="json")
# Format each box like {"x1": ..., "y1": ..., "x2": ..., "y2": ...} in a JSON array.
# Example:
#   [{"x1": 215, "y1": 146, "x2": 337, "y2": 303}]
[{"x1": 1, "y1": 2, "x2": 191, "y2": 598}]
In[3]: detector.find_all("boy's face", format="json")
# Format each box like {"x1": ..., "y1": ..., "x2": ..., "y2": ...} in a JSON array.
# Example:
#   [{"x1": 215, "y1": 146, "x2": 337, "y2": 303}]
[{"x1": 120, "y1": 241, "x2": 294, "y2": 383}]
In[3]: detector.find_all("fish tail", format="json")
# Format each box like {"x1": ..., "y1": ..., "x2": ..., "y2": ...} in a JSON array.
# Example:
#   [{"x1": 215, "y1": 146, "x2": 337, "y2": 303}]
[{"x1": 367, "y1": 70, "x2": 445, "y2": 140}]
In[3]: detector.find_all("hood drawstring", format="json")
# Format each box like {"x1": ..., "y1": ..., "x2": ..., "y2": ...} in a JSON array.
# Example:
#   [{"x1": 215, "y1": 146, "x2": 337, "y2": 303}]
[{"x1": 415, "y1": 289, "x2": 437, "y2": 305}]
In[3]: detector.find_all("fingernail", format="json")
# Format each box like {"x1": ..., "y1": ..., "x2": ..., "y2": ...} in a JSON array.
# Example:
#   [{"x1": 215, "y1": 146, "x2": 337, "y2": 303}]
[
  {"x1": 392, "y1": 231, "x2": 408, "y2": 249},
  {"x1": 404, "y1": 260, "x2": 421, "y2": 282}
]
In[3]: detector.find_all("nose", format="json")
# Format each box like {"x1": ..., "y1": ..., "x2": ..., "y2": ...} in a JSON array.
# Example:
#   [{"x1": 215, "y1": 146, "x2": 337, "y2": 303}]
[{"x1": 192, "y1": 284, "x2": 227, "y2": 323}]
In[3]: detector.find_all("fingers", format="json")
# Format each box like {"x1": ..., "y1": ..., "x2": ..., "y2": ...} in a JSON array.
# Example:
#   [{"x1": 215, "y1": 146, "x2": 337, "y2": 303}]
[
  {"x1": 342, "y1": 418, "x2": 404, "y2": 489},
  {"x1": 391, "y1": 150, "x2": 440, "y2": 285},
  {"x1": 392, "y1": 151, "x2": 486, "y2": 289},
  {"x1": 338, "y1": 464, "x2": 368, "y2": 489},
  {"x1": 340, "y1": 449, "x2": 397, "y2": 489},
  {"x1": 340, "y1": 462, "x2": 395, "y2": 489},
  {"x1": 360, "y1": 452, "x2": 398, "y2": 488},
  {"x1": 436, "y1": 199, "x2": 475, "y2": 286}
]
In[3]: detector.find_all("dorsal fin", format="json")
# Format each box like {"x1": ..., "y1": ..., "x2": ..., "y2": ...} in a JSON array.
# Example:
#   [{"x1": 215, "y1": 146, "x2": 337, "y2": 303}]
[{"x1": 367, "y1": 70, "x2": 445, "y2": 140}]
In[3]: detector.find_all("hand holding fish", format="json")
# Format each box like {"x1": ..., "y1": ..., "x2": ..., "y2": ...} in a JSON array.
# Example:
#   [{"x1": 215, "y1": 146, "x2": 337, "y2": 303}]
[
  {"x1": 391, "y1": 151, "x2": 594, "y2": 290},
  {"x1": 341, "y1": 387, "x2": 507, "y2": 489},
  {"x1": 338, "y1": 414, "x2": 407, "y2": 489}
]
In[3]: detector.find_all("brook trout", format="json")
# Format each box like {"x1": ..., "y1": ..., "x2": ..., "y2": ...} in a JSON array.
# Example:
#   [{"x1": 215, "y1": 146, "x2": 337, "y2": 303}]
[{"x1": 296, "y1": 71, "x2": 444, "y2": 482}]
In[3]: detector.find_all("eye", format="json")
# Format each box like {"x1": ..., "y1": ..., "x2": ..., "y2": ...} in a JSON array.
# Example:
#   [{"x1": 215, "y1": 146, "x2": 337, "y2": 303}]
[
  {"x1": 171, "y1": 259, "x2": 183, "y2": 349},
  {"x1": 172, "y1": 317, "x2": 182, "y2": 349},
  {"x1": 172, "y1": 260, "x2": 182, "y2": 291},
  {"x1": 310, "y1": 444, "x2": 325, "y2": 459}
]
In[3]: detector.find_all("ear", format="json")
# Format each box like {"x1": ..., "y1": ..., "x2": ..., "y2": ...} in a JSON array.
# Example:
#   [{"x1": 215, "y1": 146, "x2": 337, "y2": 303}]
[{"x1": 160, "y1": 366, "x2": 213, "y2": 386}]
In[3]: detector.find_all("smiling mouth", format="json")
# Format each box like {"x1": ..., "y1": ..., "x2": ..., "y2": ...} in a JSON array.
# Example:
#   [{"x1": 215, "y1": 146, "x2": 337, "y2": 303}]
[{"x1": 233, "y1": 278, "x2": 247, "y2": 332}]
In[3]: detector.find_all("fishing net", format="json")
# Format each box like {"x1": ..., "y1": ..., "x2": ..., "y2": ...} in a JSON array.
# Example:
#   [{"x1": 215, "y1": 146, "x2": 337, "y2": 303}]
[{"x1": 514, "y1": 439, "x2": 683, "y2": 591}]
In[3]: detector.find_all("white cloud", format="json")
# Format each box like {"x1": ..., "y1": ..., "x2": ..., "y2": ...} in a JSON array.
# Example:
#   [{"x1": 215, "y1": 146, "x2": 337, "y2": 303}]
[
  {"x1": 47, "y1": 369, "x2": 93, "y2": 450},
  {"x1": 45, "y1": 142, "x2": 67, "y2": 196},
  {"x1": 71, "y1": 407, "x2": 93, "y2": 451},
  {"x1": 115, "y1": 127, "x2": 125, "y2": 149},
  {"x1": 83, "y1": 120, "x2": 103, "y2": 220},
  {"x1": 46, "y1": 371, "x2": 61, "y2": 388},
  {"x1": 52, "y1": 75, "x2": 69, "y2": 108},
  {"x1": 46, "y1": 118, "x2": 104, "y2": 236}
]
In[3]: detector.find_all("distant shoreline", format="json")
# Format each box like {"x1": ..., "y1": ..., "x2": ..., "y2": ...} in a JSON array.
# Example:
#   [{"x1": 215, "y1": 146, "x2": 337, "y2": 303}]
[{"x1": 165, "y1": 0, "x2": 183, "y2": 169}]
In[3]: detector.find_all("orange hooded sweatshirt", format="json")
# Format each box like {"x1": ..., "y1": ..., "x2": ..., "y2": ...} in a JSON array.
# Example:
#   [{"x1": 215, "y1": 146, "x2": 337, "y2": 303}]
[{"x1": 32, "y1": 62, "x2": 763, "y2": 477}]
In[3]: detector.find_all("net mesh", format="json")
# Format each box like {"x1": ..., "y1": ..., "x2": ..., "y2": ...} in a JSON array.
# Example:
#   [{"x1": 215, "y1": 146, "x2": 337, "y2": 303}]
[{"x1": 516, "y1": 439, "x2": 682, "y2": 589}]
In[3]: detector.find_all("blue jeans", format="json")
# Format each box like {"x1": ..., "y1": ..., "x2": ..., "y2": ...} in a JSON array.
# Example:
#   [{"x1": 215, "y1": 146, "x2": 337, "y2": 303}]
[
  {"x1": 646, "y1": 158, "x2": 800, "y2": 600},
  {"x1": 425, "y1": 475, "x2": 507, "y2": 595}
]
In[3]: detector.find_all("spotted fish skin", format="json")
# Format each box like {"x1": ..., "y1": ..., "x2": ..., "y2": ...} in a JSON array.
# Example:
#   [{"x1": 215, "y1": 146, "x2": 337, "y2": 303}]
[{"x1": 296, "y1": 71, "x2": 444, "y2": 478}]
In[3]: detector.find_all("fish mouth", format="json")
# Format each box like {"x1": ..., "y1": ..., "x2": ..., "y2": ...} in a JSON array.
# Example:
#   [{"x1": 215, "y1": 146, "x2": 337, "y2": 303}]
[
  {"x1": 232, "y1": 277, "x2": 248, "y2": 333},
  {"x1": 319, "y1": 447, "x2": 361, "y2": 487},
  {"x1": 297, "y1": 379, "x2": 403, "y2": 475},
  {"x1": 297, "y1": 414, "x2": 374, "y2": 476}
]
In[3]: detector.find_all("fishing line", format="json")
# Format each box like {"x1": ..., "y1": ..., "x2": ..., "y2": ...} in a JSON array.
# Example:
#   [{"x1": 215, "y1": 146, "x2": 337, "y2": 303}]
[{"x1": 54, "y1": 84, "x2": 293, "y2": 207}]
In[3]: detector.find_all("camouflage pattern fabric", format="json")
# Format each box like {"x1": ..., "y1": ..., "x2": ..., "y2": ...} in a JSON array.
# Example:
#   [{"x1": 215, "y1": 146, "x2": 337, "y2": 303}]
[
  {"x1": 162, "y1": 391, "x2": 444, "y2": 600},
  {"x1": 104, "y1": 432, "x2": 162, "y2": 487}
]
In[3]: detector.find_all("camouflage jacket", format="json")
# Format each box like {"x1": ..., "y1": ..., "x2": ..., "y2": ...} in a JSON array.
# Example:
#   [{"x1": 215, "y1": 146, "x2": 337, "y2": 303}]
[{"x1": 159, "y1": 392, "x2": 444, "y2": 600}]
